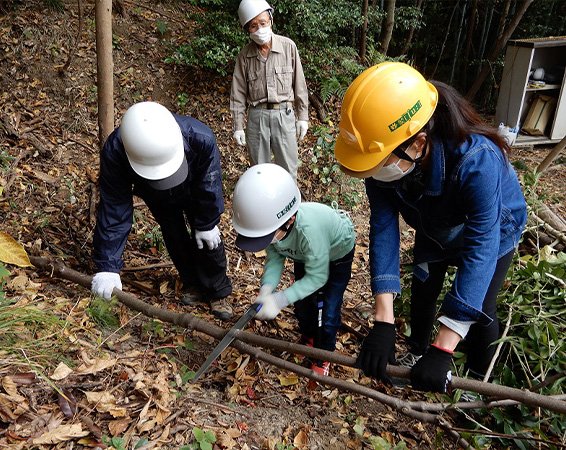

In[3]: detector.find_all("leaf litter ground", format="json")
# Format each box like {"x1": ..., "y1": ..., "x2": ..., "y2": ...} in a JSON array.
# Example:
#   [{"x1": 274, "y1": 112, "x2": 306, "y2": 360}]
[{"x1": 1, "y1": 2, "x2": 564, "y2": 449}]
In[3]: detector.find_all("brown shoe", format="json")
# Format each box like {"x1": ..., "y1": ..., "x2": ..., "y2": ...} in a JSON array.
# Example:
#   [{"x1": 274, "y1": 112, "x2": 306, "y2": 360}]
[
  {"x1": 180, "y1": 288, "x2": 206, "y2": 306},
  {"x1": 210, "y1": 298, "x2": 233, "y2": 321}
]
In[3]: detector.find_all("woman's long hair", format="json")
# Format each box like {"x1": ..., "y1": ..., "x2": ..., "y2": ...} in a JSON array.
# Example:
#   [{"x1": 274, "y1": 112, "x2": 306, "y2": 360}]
[{"x1": 429, "y1": 80, "x2": 510, "y2": 156}]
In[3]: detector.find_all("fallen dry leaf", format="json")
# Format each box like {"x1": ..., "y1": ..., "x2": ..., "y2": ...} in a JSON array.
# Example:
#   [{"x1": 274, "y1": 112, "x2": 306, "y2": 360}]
[
  {"x1": 1, "y1": 376, "x2": 25, "y2": 402},
  {"x1": 293, "y1": 429, "x2": 308, "y2": 448},
  {"x1": 57, "y1": 388, "x2": 77, "y2": 418},
  {"x1": 217, "y1": 429, "x2": 238, "y2": 449},
  {"x1": 6, "y1": 372, "x2": 36, "y2": 386},
  {"x1": 31, "y1": 423, "x2": 89, "y2": 444},
  {"x1": 108, "y1": 418, "x2": 131, "y2": 437},
  {"x1": 50, "y1": 362, "x2": 73, "y2": 380},
  {"x1": 76, "y1": 357, "x2": 117, "y2": 375},
  {"x1": 278, "y1": 373, "x2": 299, "y2": 386},
  {"x1": 84, "y1": 391, "x2": 127, "y2": 417},
  {"x1": 0, "y1": 231, "x2": 32, "y2": 267}
]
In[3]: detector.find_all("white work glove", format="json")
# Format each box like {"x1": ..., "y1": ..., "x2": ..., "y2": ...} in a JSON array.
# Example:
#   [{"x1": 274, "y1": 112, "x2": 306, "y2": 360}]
[
  {"x1": 257, "y1": 284, "x2": 274, "y2": 299},
  {"x1": 296, "y1": 120, "x2": 308, "y2": 141},
  {"x1": 233, "y1": 130, "x2": 246, "y2": 146},
  {"x1": 91, "y1": 272, "x2": 122, "y2": 300},
  {"x1": 255, "y1": 291, "x2": 289, "y2": 320},
  {"x1": 195, "y1": 226, "x2": 221, "y2": 250}
]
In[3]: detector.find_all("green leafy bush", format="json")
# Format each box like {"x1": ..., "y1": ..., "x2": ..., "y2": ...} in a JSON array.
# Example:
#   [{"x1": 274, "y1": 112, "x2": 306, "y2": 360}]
[
  {"x1": 495, "y1": 250, "x2": 565, "y2": 393},
  {"x1": 304, "y1": 122, "x2": 364, "y2": 208},
  {"x1": 165, "y1": 10, "x2": 246, "y2": 77},
  {"x1": 167, "y1": 0, "x2": 394, "y2": 100}
]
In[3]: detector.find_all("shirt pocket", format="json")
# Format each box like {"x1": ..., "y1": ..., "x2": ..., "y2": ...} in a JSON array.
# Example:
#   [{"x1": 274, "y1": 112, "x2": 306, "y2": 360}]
[
  {"x1": 246, "y1": 69, "x2": 266, "y2": 100},
  {"x1": 275, "y1": 65, "x2": 293, "y2": 95}
]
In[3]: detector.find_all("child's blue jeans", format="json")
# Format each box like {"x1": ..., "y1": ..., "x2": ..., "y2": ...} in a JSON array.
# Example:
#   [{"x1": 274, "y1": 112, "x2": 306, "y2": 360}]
[{"x1": 293, "y1": 246, "x2": 355, "y2": 352}]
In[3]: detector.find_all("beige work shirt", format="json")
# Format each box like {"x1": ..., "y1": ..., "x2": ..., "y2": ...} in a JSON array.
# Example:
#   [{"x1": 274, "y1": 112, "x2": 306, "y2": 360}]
[{"x1": 230, "y1": 33, "x2": 309, "y2": 131}]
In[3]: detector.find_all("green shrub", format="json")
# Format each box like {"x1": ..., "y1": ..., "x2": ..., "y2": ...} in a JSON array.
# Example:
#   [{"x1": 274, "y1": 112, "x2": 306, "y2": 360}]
[
  {"x1": 167, "y1": 0, "x2": 397, "y2": 101},
  {"x1": 165, "y1": 10, "x2": 246, "y2": 77},
  {"x1": 304, "y1": 122, "x2": 364, "y2": 209}
]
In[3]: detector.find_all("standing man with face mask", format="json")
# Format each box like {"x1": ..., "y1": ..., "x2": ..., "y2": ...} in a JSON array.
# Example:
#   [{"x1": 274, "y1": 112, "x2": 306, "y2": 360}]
[{"x1": 230, "y1": 0, "x2": 309, "y2": 180}]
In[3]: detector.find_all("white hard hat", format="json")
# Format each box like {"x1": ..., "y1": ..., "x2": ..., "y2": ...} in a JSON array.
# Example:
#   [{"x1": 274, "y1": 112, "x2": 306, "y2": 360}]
[
  {"x1": 232, "y1": 163, "x2": 300, "y2": 251},
  {"x1": 120, "y1": 102, "x2": 187, "y2": 189},
  {"x1": 238, "y1": 0, "x2": 273, "y2": 28}
]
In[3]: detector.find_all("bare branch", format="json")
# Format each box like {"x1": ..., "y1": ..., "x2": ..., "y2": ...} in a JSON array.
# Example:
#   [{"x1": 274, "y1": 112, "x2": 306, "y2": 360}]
[{"x1": 28, "y1": 255, "x2": 566, "y2": 415}]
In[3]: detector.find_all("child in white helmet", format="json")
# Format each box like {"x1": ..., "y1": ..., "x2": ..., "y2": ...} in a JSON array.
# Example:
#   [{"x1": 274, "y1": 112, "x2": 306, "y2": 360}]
[{"x1": 232, "y1": 163, "x2": 356, "y2": 376}]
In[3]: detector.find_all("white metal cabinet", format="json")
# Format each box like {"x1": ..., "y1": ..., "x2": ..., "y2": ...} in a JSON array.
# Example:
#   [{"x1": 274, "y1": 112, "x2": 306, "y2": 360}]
[{"x1": 495, "y1": 37, "x2": 566, "y2": 146}]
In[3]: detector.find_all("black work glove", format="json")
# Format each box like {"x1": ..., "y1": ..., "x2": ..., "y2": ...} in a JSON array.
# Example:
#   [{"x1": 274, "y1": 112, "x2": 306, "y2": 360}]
[
  {"x1": 410, "y1": 345, "x2": 453, "y2": 393},
  {"x1": 356, "y1": 321, "x2": 396, "y2": 384}
]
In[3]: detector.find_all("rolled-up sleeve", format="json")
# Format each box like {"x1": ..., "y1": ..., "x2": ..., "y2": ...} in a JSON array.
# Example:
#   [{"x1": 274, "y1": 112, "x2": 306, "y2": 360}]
[{"x1": 365, "y1": 179, "x2": 402, "y2": 295}]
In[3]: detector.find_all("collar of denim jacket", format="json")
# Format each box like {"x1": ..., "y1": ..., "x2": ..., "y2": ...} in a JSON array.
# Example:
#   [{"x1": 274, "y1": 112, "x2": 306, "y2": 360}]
[{"x1": 419, "y1": 136, "x2": 444, "y2": 197}]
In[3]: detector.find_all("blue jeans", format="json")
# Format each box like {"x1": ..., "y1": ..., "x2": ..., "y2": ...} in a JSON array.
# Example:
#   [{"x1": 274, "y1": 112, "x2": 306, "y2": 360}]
[{"x1": 293, "y1": 246, "x2": 355, "y2": 352}]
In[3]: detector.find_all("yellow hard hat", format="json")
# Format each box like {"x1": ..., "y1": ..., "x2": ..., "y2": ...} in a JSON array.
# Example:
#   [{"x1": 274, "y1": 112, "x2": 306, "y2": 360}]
[{"x1": 335, "y1": 62, "x2": 438, "y2": 177}]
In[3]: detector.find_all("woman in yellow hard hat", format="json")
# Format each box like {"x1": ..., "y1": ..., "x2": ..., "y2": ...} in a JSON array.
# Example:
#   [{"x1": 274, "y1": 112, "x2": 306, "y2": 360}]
[{"x1": 335, "y1": 62, "x2": 527, "y2": 392}]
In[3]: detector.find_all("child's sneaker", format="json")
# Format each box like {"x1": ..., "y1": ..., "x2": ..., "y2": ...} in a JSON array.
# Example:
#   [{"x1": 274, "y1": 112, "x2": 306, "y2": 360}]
[
  {"x1": 295, "y1": 335, "x2": 314, "y2": 365},
  {"x1": 311, "y1": 361, "x2": 331, "y2": 376},
  {"x1": 299, "y1": 335, "x2": 314, "y2": 347},
  {"x1": 308, "y1": 361, "x2": 331, "y2": 390},
  {"x1": 396, "y1": 351, "x2": 422, "y2": 368}
]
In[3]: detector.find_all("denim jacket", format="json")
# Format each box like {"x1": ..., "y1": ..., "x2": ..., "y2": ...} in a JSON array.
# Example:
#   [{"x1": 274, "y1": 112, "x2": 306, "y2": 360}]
[{"x1": 364, "y1": 134, "x2": 527, "y2": 324}]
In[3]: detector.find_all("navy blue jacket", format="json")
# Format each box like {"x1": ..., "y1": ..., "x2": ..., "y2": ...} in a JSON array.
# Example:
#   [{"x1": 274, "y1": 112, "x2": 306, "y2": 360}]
[
  {"x1": 93, "y1": 114, "x2": 225, "y2": 273},
  {"x1": 365, "y1": 134, "x2": 527, "y2": 325}
]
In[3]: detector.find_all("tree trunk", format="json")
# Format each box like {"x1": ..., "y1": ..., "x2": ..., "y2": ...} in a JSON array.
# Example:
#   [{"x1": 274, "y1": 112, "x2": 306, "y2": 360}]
[
  {"x1": 466, "y1": 0, "x2": 534, "y2": 101},
  {"x1": 95, "y1": 0, "x2": 114, "y2": 148},
  {"x1": 461, "y1": 0, "x2": 477, "y2": 87},
  {"x1": 27, "y1": 254, "x2": 566, "y2": 416},
  {"x1": 359, "y1": 0, "x2": 369, "y2": 61},
  {"x1": 430, "y1": 0, "x2": 458, "y2": 79},
  {"x1": 449, "y1": 0, "x2": 468, "y2": 84},
  {"x1": 476, "y1": 0, "x2": 494, "y2": 76},
  {"x1": 378, "y1": 0, "x2": 396, "y2": 55},
  {"x1": 495, "y1": 0, "x2": 512, "y2": 41},
  {"x1": 400, "y1": 0, "x2": 424, "y2": 56}
]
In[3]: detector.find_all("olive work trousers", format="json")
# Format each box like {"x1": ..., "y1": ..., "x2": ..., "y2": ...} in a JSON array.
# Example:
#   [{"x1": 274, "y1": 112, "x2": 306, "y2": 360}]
[{"x1": 246, "y1": 106, "x2": 298, "y2": 180}]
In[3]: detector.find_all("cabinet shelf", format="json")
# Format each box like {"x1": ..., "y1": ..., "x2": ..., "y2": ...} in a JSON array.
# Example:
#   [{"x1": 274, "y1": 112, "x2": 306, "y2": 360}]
[
  {"x1": 495, "y1": 37, "x2": 566, "y2": 146},
  {"x1": 514, "y1": 134, "x2": 558, "y2": 146},
  {"x1": 526, "y1": 83, "x2": 561, "y2": 91}
]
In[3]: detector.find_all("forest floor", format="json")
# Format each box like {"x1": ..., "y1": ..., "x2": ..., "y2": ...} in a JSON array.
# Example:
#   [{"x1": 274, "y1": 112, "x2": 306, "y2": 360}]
[{"x1": 1, "y1": 1, "x2": 565, "y2": 449}]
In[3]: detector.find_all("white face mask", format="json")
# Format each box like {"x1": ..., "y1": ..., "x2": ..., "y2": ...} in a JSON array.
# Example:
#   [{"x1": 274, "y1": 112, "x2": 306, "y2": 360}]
[
  {"x1": 372, "y1": 159, "x2": 415, "y2": 183},
  {"x1": 250, "y1": 26, "x2": 272, "y2": 45}
]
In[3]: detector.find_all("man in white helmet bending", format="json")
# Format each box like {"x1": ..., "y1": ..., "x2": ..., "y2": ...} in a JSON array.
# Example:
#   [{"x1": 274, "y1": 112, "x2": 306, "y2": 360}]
[
  {"x1": 91, "y1": 101, "x2": 233, "y2": 320},
  {"x1": 230, "y1": 0, "x2": 309, "y2": 180}
]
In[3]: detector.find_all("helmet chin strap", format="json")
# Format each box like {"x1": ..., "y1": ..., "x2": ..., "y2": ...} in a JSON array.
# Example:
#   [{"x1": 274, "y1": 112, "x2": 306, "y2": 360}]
[
  {"x1": 392, "y1": 135, "x2": 427, "y2": 165},
  {"x1": 395, "y1": 134, "x2": 429, "y2": 198},
  {"x1": 279, "y1": 215, "x2": 296, "y2": 234}
]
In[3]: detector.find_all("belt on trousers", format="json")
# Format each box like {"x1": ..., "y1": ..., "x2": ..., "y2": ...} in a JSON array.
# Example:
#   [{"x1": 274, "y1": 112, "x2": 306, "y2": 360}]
[{"x1": 253, "y1": 102, "x2": 292, "y2": 110}]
